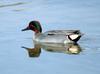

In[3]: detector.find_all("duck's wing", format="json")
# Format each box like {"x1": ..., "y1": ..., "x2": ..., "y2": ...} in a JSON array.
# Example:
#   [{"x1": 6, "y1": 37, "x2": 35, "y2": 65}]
[{"x1": 44, "y1": 30, "x2": 81, "y2": 35}]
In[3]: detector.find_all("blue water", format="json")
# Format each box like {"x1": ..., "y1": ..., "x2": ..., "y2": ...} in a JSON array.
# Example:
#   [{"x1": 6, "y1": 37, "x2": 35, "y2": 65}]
[{"x1": 0, "y1": 0, "x2": 100, "y2": 74}]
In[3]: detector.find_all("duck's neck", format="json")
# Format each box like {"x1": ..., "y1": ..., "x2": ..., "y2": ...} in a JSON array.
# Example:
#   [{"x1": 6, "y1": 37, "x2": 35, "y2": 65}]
[{"x1": 35, "y1": 32, "x2": 42, "y2": 37}]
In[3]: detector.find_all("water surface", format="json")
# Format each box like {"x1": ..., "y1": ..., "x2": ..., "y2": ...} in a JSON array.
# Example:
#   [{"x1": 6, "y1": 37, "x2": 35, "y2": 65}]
[{"x1": 0, "y1": 0, "x2": 100, "y2": 74}]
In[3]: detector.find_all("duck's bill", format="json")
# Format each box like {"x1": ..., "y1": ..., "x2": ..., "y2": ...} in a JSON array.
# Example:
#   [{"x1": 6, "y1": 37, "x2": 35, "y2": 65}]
[{"x1": 21, "y1": 27, "x2": 30, "y2": 31}]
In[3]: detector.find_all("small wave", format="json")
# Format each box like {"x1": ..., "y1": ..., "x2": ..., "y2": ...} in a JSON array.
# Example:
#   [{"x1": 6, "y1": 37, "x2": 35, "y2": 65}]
[{"x1": 0, "y1": 2, "x2": 25, "y2": 8}]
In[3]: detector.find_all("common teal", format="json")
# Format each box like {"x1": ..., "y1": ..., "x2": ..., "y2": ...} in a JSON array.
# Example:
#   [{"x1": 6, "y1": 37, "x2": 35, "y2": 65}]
[{"x1": 22, "y1": 21, "x2": 83, "y2": 44}]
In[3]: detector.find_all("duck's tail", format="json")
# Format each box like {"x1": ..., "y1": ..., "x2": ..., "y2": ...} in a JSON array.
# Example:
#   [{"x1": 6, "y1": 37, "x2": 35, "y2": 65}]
[{"x1": 68, "y1": 33, "x2": 83, "y2": 43}]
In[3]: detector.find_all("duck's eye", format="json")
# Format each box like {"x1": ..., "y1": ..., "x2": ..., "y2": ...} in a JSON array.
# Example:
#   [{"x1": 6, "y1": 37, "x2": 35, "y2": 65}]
[{"x1": 29, "y1": 24, "x2": 35, "y2": 30}]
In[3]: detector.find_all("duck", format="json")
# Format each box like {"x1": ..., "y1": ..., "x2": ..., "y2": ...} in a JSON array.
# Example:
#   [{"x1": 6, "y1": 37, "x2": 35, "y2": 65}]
[{"x1": 22, "y1": 20, "x2": 83, "y2": 44}]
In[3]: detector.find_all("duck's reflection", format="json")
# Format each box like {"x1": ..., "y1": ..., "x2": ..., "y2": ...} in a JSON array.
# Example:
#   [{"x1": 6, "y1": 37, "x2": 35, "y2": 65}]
[
  {"x1": 22, "y1": 44, "x2": 41, "y2": 57},
  {"x1": 22, "y1": 43, "x2": 82, "y2": 58}
]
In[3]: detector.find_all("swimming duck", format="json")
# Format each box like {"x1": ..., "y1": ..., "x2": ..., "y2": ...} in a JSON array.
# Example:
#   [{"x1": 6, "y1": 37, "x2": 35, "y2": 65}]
[{"x1": 22, "y1": 21, "x2": 83, "y2": 44}]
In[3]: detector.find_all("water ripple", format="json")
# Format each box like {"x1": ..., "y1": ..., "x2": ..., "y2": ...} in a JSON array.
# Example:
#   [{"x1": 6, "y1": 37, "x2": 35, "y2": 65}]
[{"x1": 0, "y1": 2, "x2": 26, "y2": 8}]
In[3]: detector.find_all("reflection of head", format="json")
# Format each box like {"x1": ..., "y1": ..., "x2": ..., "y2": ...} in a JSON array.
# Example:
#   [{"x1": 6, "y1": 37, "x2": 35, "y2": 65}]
[
  {"x1": 22, "y1": 46, "x2": 41, "y2": 58},
  {"x1": 27, "y1": 48, "x2": 41, "y2": 57}
]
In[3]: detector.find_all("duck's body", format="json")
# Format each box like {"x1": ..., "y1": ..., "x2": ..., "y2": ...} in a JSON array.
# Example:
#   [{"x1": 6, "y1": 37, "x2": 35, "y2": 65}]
[
  {"x1": 22, "y1": 21, "x2": 83, "y2": 44},
  {"x1": 34, "y1": 33, "x2": 71, "y2": 44},
  {"x1": 34, "y1": 30, "x2": 82, "y2": 44}
]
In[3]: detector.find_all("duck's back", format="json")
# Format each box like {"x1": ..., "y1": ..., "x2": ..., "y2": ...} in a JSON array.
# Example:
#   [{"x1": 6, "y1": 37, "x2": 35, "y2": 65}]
[{"x1": 44, "y1": 30, "x2": 81, "y2": 35}]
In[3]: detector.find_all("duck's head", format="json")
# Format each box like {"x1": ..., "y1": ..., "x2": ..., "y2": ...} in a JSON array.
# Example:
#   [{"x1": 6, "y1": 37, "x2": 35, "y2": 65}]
[{"x1": 22, "y1": 21, "x2": 42, "y2": 33}]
